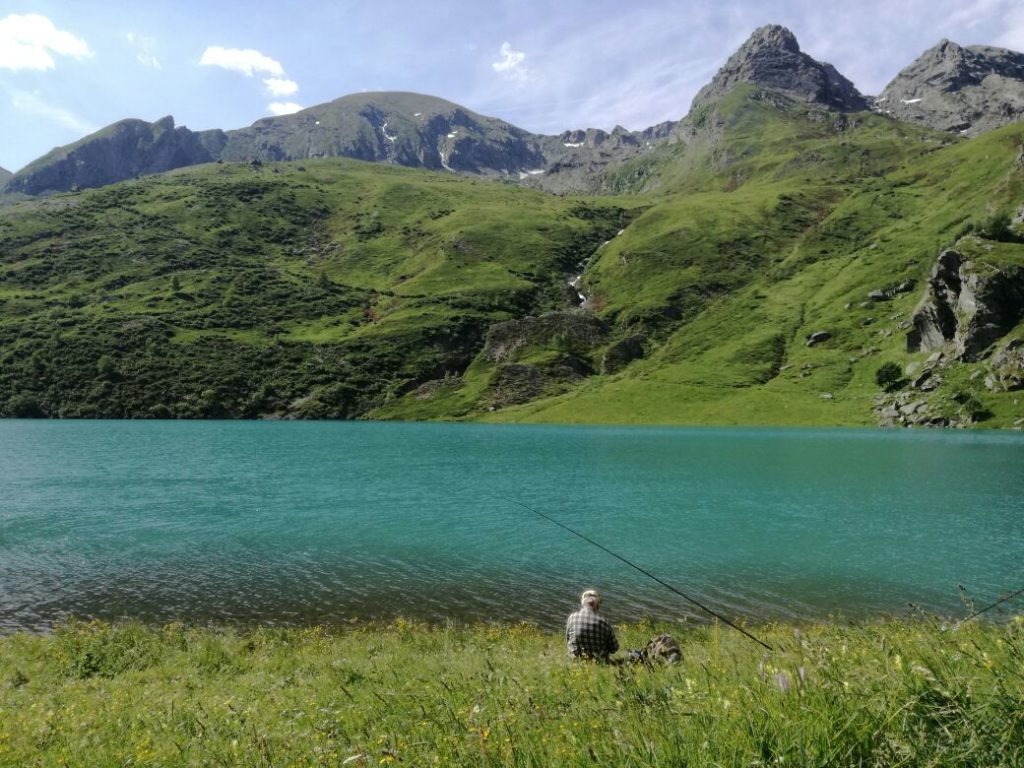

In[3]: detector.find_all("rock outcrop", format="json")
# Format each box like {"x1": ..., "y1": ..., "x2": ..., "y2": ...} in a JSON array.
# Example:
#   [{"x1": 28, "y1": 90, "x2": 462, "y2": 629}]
[
  {"x1": 535, "y1": 123, "x2": 676, "y2": 193},
  {"x1": 0, "y1": 166, "x2": 11, "y2": 186},
  {"x1": 3, "y1": 117, "x2": 227, "y2": 196},
  {"x1": 482, "y1": 310, "x2": 607, "y2": 363},
  {"x1": 908, "y1": 247, "x2": 1024, "y2": 360},
  {"x1": 989, "y1": 339, "x2": 1024, "y2": 391},
  {"x1": 877, "y1": 40, "x2": 1024, "y2": 136},
  {"x1": 691, "y1": 25, "x2": 869, "y2": 112}
]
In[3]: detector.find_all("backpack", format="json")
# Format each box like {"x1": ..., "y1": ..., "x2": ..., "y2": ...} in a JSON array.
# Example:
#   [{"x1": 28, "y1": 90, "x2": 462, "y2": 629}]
[
  {"x1": 630, "y1": 634, "x2": 682, "y2": 664},
  {"x1": 645, "y1": 634, "x2": 682, "y2": 663}
]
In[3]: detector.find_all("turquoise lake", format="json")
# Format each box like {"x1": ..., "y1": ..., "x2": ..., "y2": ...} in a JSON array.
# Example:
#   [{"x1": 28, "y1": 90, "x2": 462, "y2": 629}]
[{"x1": 1, "y1": 421, "x2": 1022, "y2": 632}]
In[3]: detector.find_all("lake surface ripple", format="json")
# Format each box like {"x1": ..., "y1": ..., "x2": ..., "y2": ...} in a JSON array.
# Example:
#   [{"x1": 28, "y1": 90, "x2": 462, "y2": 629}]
[{"x1": 1, "y1": 421, "x2": 1022, "y2": 632}]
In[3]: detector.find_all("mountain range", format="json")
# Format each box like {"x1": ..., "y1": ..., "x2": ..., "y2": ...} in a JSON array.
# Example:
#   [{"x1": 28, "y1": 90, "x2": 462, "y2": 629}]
[
  {"x1": 5, "y1": 25, "x2": 1024, "y2": 198},
  {"x1": 1, "y1": 25, "x2": 1022, "y2": 428}
]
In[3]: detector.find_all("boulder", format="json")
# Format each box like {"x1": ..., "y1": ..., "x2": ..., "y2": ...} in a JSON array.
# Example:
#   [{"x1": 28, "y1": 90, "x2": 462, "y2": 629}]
[
  {"x1": 806, "y1": 330, "x2": 832, "y2": 346},
  {"x1": 911, "y1": 368, "x2": 932, "y2": 388},
  {"x1": 895, "y1": 280, "x2": 917, "y2": 294},
  {"x1": 900, "y1": 400, "x2": 927, "y2": 416},
  {"x1": 989, "y1": 339, "x2": 1024, "y2": 390}
]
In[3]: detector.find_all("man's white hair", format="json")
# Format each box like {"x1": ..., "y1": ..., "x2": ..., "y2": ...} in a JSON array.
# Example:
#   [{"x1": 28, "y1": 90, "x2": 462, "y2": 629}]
[{"x1": 581, "y1": 589, "x2": 601, "y2": 609}]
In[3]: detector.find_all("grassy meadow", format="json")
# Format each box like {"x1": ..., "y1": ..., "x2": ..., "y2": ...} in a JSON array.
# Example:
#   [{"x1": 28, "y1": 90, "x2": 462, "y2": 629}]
[{"x1": 0, "y1": 616, "x2": 1021, "y2": 766}]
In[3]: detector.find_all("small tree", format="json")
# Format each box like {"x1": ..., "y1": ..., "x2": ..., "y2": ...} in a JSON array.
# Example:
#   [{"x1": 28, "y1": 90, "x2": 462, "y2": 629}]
[{"x1": 875, "y1": 361, "x2": 904, "y2": 391}]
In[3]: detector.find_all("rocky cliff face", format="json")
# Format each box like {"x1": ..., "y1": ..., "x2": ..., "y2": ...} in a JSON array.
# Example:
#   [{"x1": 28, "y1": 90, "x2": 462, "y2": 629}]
[
  {"x1": 3, "y1": 117, "x2": 227, "y2": 196},
  {"x1": 908, "y1": 246, "x2": 1024, "y2": 360},
  {"x1": 0, "y1": 167, "x2": 11, "y2": 186},
  {"x1": 532, "y1": 122, "x2": 676, "y2": 193},
  {"x1": 877, "y1": 40, "x2": 1024, "y2": 135},
  {"x1": 691, "y1": 25, "x2": 869, "y2": 112}
]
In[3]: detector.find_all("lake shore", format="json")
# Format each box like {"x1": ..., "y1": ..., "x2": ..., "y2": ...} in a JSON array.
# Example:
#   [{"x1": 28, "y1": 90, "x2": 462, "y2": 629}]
[{"x1": 1, "y1": 616, "x2": 1020, "y2": 766}]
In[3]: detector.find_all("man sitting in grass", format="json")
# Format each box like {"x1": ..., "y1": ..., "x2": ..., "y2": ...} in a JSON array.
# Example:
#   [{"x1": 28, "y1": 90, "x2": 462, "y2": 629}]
[{"x1": 566, "y1": 589, "x2": 619, "y2": 661}]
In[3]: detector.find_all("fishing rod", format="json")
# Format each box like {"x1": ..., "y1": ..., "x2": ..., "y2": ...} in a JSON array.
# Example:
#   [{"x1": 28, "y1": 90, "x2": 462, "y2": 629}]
[
  {"x1": 499, "y1": 496, "x2": 773, "y2": 651},
  {"x1": 959, "y1": 585, "x2": 1024, "y2": 624}
]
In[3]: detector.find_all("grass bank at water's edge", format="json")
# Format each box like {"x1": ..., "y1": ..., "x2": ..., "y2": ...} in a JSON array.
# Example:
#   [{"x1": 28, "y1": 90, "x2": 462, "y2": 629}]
[{"x1": 1, "y1": 617, "x2": 1021, "y2": 766}]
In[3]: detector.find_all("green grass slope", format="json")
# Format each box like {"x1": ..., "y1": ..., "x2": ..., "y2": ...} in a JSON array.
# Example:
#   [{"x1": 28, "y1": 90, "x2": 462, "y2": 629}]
[
  {"x1": 381, "y1": 90, "x2": 1024, "y2": 428},
  {"x1": 1, "y1": 618, "x2": 1021, "y2": 766},
  {"x1": 0, "y1": 159, "x2": 625, "y2": 418}
]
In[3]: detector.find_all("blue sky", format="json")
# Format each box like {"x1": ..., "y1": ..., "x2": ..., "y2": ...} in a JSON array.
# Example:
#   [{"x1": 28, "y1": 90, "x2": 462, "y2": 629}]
[{"x1": 1, "y1": 0, "x2": 1022, "y2": 172}]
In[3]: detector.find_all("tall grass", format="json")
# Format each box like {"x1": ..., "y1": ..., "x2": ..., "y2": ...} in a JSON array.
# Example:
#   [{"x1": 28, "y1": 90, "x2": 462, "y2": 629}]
[{"x1": 1, "y1": 617, "x2": 1021, "y2": 766}]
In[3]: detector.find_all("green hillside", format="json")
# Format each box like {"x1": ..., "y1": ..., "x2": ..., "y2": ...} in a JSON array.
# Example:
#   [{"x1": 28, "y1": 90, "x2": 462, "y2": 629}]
[
  {"x1": 1, "y1": 86, "x2": 1022, "y2": 426},
  {"x1": 0, "y1": 160, "x2": 625, "y2": 418},
  {"x1": 378, "y1": 89, "x2": 1024, "y2": 427}
]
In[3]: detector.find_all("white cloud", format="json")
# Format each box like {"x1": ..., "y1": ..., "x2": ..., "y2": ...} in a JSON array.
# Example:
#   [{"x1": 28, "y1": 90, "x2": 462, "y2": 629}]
[
  {"x1": 199, "y1": 46, "x2": 304, "y2": 116},
  {"x1": 493, "y1": 42, "x2": 528, "y2": 82},
  {"x1": 264, "y1": 77, "x2": 299, "y2": 97},
  {"x1": 11, "y1": 90, "x2": 97, "y2": 134},
  {"x1": 126, "y1": 32, "x2": 161, "y2": 70},
  {"x1": 199, "y1": 46, "x2": 283, "y2": 77},
  {"x1": 0, "y1": 13, "x2": 91, "y2": 71},
  {"x1": 268, "y1": 101, "x2": 303, "y2": 116}
]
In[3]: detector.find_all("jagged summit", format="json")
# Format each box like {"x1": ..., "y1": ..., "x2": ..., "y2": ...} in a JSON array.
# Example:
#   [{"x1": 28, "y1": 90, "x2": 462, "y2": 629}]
[
  {"x1": 877, "y1": 39, "x2": 1024, "y2": 135},
  {"x1": 691, "y1": 24, "x2": 869, "y2": 112},
  {"x1": 747, "y1": 24, "x2": 801, "y2": 54}
]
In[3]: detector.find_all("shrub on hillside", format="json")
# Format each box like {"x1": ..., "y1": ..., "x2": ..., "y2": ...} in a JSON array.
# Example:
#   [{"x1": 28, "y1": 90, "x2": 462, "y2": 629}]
[
  {"x1": 875, "y1": 361, "x2": 904, "y2": 391},
  {"x1": 5, "y1": 393, "x2": 46, "y2": 418}
]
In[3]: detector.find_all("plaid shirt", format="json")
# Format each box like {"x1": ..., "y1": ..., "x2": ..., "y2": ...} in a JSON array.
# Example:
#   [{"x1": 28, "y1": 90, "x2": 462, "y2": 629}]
[{"x1": 565, "y1": 606, "x2": 618, "y2": 659}]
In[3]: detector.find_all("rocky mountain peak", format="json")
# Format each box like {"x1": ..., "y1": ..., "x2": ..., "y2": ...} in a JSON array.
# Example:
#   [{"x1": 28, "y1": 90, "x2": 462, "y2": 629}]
[
  {"x1": 743, "y1": 24, "x2": 801, "y2": 54},
  {"x1": 878, "y1": 38, "x2": 1024, "y2": 135},
  {"x1": 690, "y1": 24, "x2": 868, "y2": 112}
]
